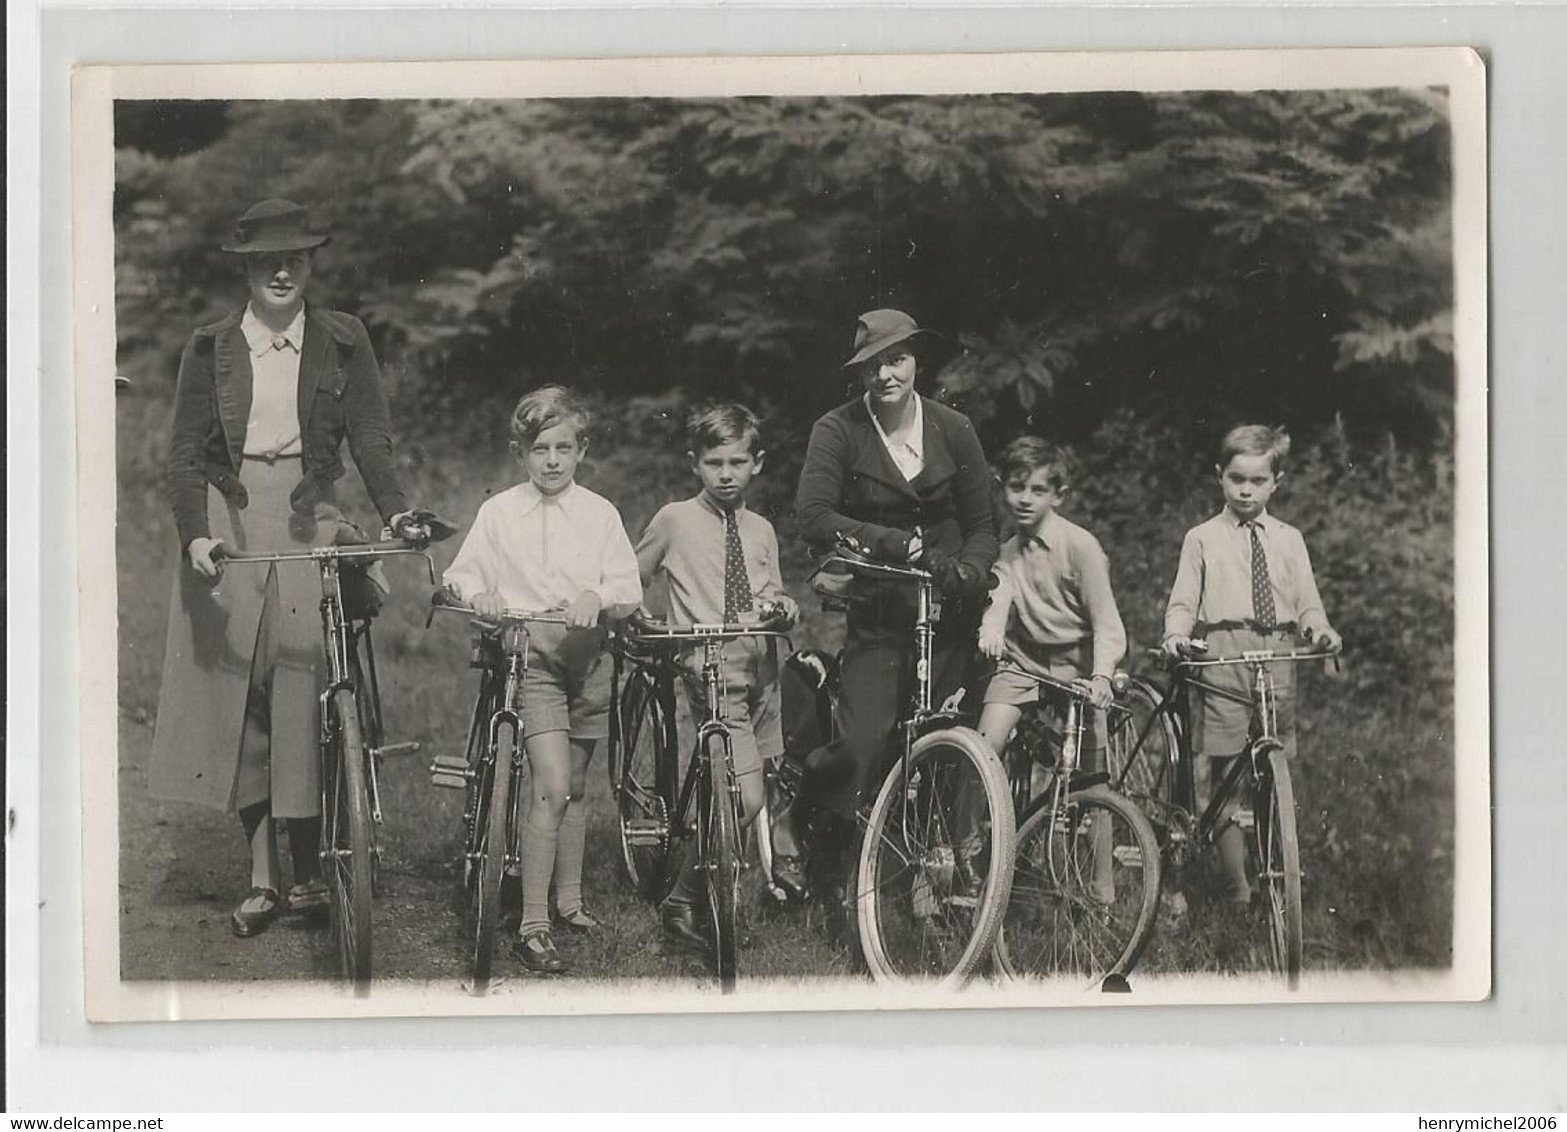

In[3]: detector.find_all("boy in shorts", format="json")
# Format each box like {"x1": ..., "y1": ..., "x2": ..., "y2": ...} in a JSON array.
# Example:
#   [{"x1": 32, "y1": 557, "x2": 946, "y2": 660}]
[
  {"x1": 635, "y1": 404, "x2": 800, "y2": 950},
  {"x1": 443, "y1": 385, "x2": 641, "y2": 973},
  {"x1": 977, "y1": 438, "x2": 1126, "y2": 898},
  {"x1": 1163, "y1": 424, "x2": 1342, "y2": 904}
]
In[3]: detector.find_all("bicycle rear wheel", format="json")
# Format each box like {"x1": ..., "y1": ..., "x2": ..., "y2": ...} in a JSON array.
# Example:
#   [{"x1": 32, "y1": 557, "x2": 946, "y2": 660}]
[
  {"x1": 994, "y1": 784, "x2": 1160, "y2": 988},
  {"x1": 468, "y1": 719, "x2": 517, "y2": 993},
  {"x1": 616, "y1": 674, "x2": 677, "y2": 902},
  {"x1": 324, "y1": 687, "x2": 374, "y2": 990},
  {"x1": 1108, "y1": 679, "x2": 1178, "y2": 825},
  {"x1": 1253, "y1": 745, "x2": 1303, "y2": 987},
  {"x1": 700, "y1": 734, "x2": 742, "y2": 993},
  {"x1": 854, "y1": 727, "x2": 1015, "y2": 988}
]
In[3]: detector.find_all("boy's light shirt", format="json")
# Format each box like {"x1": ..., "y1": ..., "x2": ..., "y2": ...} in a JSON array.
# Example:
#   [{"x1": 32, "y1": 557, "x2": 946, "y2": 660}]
[
  {"x1": 862, "y1": 392, "x2": 925, "y2": 481},
  {"x1": 981, "y1": 511, "x2": 1127, "y2": 678},
  {"x1": 1163, "y1": 508, "x2": 1330, "y2": 640},
  {"x1": 239, "y1": 304, "x2": 305, "y2": 458},
  {"x1": 444, "y1": 480, "x2": 641, "y2": 616}
]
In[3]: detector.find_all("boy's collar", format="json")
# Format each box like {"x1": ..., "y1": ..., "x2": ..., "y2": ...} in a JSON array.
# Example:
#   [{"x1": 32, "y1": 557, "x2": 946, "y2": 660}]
[
  {"x1": 695, "y1": 491, "x2": 748, "y2": 520},
  {"x1": 1021, "y1": 509, "x2": 1063, "y2": 549},
  {"x1": 517, "y1": 479, "x2": 579, "y2": 511},
  {"x1": 1226, "y1": 507, "x2": 1273, "y2": 528}
]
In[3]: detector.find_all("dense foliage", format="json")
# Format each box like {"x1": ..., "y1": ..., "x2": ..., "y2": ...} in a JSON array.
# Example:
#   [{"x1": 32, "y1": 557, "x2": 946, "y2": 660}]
[{"x1": 115, "y1": 90, "x2": 1453, "y2": 449}]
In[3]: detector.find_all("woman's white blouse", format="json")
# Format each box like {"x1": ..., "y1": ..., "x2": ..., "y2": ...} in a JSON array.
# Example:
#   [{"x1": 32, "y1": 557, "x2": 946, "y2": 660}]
[{"x1": 240, "y1": 305, "x2": 305, "y2": 457}]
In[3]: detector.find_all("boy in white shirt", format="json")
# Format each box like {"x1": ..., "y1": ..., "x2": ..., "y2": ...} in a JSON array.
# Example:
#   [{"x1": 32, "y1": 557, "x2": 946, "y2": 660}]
[{"x1": 444, "y1": 385, "x2": 641, "y2": 973}]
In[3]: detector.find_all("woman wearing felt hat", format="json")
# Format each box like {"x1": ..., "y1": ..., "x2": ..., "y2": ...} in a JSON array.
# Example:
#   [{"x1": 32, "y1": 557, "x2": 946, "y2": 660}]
[
  {"x1": 792, "y1": 309, "x2": 999, "y2": 893},
  {"x1": 149, "y1": 199, "x2": 432, "y2": 939}
]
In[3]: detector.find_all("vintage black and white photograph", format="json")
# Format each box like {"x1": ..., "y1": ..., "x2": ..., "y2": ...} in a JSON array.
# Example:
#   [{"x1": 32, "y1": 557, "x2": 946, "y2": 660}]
[{"x1": 76, "y1": 49, "x2": 1487, "y2": 1020}]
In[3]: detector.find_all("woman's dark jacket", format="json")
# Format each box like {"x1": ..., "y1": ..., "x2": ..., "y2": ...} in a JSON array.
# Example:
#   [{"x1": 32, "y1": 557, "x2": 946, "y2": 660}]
[
  {"x1": 167, "y1": 306, "x2": 409, "y2": 551},
  {"x1": 795, "y1": 395, "x2": 999, "y2": 631}
]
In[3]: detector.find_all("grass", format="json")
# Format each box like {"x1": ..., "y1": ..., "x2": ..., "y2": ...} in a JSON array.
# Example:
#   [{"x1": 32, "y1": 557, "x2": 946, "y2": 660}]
[{"x1": 115, "y1": 387, "x2": 1456, "y2": 988}]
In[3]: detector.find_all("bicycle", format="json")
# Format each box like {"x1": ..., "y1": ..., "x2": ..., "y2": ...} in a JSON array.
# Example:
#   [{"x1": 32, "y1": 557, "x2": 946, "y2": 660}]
[
  {"x1": 213, "y1": 535, "x2": 438, "y2": 991},
  {"x1": 1108, "y1": 638, "x2": 1336, "y2": 987},
  {"x1": 811, "y1": 538, "x2": 1016, "y2": 989},
  {"x1": 989, "y1": 644, "x2": 1161, "y2": 990},
  {"x1": 607, "y1": 605, "x2": 794, "y2": 993},
  {"x1": 426, "y1": 592, "x2": 570, "y2": 993}
]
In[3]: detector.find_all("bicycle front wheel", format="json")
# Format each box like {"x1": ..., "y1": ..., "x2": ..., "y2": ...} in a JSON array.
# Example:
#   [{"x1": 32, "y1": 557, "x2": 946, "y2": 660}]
[
  {"x1": 855, "y1": 727, "x2": 1016, "y2": 989},
  {"x1": 1108, "y1": 678, "x2": 1179, "y2": 827},
  {"x1": 468, "y1": 719, "x2": 517, "y2": 993},
  {"x1": 699, "y1": 734, "x2": 742, "y2": 994},
  {"x1": 994, "y1": 784, "x2": 1161, "y2": 988},
  {"x1": 1254, "y1": 745, "x2": 1303, "y2": 987},
  {"x1": 324, "y1": 687, "x2": 374, "y2": 990},
  {"x1": 616, "y1": 673, "x2": 678, "y2": 902}
]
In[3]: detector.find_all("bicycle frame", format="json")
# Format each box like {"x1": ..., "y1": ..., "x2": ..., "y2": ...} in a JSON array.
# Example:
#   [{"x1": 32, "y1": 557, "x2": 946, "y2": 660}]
[
  {"x1": 430, "y1": 602, "x2": 571, "y2": 869},
  {"x1": 1134, "y1": 648, "x2": 1326, "y2": 850}
]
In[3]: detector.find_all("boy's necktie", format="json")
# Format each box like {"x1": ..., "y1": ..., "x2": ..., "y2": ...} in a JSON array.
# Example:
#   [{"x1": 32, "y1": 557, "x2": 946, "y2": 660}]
[
  {"x1": 723, "y1": 509, "x2": 754, "y2": 622},
  {"x1": 1249, "y1": 522, "x2": 1277, "y2": 628}
]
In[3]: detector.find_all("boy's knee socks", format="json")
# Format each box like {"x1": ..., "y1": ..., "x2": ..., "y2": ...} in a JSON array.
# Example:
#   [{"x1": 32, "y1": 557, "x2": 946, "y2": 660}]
[
  {"x1": 551, "y1": 799, "x2": 587, "y2": 915},
  {"x1": 519, "y1": 811, "x2": 558, "y2": 935}
]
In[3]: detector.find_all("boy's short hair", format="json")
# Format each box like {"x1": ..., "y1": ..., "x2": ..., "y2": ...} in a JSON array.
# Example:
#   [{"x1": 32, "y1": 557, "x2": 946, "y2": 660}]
[
  {"x1": 997, "y1": 435, "x2": 1076, "y2": 492},
  {"x1": 1219, "y1": 424, "x2": 1291, "y2": 474},
  {"x1": 686, "y1": 403, "x2": 763, "y2": 456},
  {"x1": 510, "y1": 384, "x2": 591, "y2": 446}
]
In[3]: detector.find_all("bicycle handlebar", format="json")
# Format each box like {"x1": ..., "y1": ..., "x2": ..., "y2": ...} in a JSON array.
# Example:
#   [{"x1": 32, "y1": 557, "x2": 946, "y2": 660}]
[
  {"x1": 999, "y1": 643, "x2": 1131, "y2": 718},
  {"x1": 427, "y1": 590, "x2": 572, "y2": 628},
  {"x1": 624, "y1": 607, "x2": 795, "y2": 644},
  {"x1": 213, "y1": 540, "x2": 437, "y2": 582},
  {"x1": 1146, "y1": 640, "x2": 1338, "y2": 668}
]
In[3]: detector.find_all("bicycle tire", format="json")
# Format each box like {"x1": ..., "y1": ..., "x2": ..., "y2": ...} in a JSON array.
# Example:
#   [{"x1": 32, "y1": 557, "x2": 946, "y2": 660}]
[
  {"x1": 468, "y1": 718, "x2": 517, "y2": 993},
  {"x1": 1255, "y1": 745, "x2": 1304, "y2": 988},
  {"x1": 854, "y1": 727, "x2": 1016, "y2": 988},
  {"x1": 325, "y1": 687, "x2": 374, "y2": 990},
  {"x1": 994, "y1": 784, "x2": 1161, "y2": 988},
  {"x1": 701, "y1": 733, "x2": 742, "y2": 993},
  {"x1": 1109, "y1": 678, "x2": 1179, "y2": 826},
  {"x1": 616, "y1": 674, "x2": 677, "y2": 902}
]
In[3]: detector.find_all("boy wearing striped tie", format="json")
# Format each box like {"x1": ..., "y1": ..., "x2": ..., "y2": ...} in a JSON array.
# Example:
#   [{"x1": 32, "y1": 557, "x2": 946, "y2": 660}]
[
  {"x1": 634, "y1": 404, "x2": 801, "y2": 951},
  {"x1": 1163, "y1": 424, "x2": 1342, "y2": 904}
]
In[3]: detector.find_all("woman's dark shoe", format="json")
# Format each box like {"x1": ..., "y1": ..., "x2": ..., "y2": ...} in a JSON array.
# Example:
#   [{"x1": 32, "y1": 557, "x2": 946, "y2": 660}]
[
  {"x1": 286, "y1": 879, "x2": 329, "y2": 914},
  {"x1": 510, "y1": 928, "x2": 571, "y2": 975},
  {"x1": 661, "y1": 899, "x2": 710, "y2": 953},
  {"x1": 771, "y1": 855, "x2": 811, "y2": 903},
  {"x1": 553, "y1": 905, "x2": 602, "y2": 935},
  {"x1": 230, "y1": 886, "x2": 281, "y2": 938}
]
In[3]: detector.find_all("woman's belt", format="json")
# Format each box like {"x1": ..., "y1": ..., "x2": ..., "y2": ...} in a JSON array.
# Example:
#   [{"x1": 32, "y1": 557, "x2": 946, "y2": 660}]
[
  {"x1": 1194, "y1": 619, "x2": 1299, "y2": 636},
  {"x1": 242, "y1": 451, "x2": 303, "y2": 465}
]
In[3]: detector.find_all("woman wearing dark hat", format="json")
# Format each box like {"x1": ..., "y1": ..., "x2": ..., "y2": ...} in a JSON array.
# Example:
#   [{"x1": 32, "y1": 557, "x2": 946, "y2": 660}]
[
  {"x1": 792, "y1": 309, "x2": 999, "y2": 892},
  {"x1": 149, "y1": 199, "x2": 430, "y2": 939}
]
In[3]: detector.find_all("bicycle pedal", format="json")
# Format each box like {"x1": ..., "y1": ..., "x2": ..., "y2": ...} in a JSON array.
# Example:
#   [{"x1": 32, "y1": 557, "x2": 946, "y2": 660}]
[
  {"x1": 376, "y1": 741, "x2": 421, "y2": 759},
  {"x1": 428, "y1": 754, "x2": 469, "y2": 790},
  {"x1": 622, "y1": 819, "x2": 665, "y2": 847},
  {"x1": 1233, "y1": 809, "x2": 1256, "y2": 831},
  {"x1": 1112, "y1": 846, "x2": 1143, "y2": 868}
]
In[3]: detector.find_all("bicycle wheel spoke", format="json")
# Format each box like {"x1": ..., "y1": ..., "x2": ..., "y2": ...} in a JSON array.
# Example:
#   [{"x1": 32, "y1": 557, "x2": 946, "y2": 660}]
[{"x1": 998, "y1": 786, "x2": 1159, "y2": 986}]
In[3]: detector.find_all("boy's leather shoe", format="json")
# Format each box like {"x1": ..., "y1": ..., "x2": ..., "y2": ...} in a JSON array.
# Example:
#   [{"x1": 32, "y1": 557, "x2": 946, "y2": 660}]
[
  {"x1": 553, "y1": 905, "x2": 602, "y2": 935},
  {"x1": 230, "y1": 886, "x2": 280, "y2": 938},
  {"x1": 510, "y1": 928, "x2": 571, "y2": 974},
  {"x1": 661, "y1": 899, "x2": 711, "y2": 953}
]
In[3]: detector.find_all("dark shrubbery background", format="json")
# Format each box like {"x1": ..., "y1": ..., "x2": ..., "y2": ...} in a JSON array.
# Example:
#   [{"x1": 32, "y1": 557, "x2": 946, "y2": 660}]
[{"x1": 115, "y1": 91, "x2": 1458, "y2": 975}]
